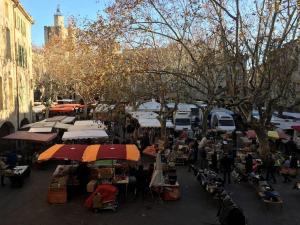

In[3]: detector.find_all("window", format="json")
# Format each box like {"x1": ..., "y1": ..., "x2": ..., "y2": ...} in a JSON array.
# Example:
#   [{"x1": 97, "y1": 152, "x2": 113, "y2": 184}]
[
  {"x1": 17, "y1": 44, "x2": 27, "y2": 68},
  {"x1": 0, "y1": 77, "x2": 3, "y2": 110},
  {"x1": 9, "y1": 78, "x2": 13, "y2": 108},
  {"x1": 219, "y1": 120, "x2": 235, "y2": 126},
  {"x1": 5, "y1": 28, "x2": 11, "y2": 59},
  {"x1": 175, "y1": 118, "x2": 191, "y2": 126}
]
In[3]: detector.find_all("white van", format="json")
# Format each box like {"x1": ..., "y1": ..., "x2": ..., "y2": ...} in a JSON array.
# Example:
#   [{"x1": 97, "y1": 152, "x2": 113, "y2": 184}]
[
  {"x1": 174, "y1": 111, "x2": 192, "y2": 131},
  {"x1": 210, "y1": 112, "x2": 236, "y2": 132}
]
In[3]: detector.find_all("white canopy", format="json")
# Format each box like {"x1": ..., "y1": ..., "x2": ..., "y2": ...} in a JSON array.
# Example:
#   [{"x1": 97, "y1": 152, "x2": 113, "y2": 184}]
[
  {"x1": 130, "y1": 111, "x2": 159, "y2": 119},
  {"x1": 166, "y1": 120, "x2": 174, "y2": 128},
  {"x1": 29, "y1": 127, "x2": 53, "y2": 133},
  {"x1": 32, "y1": 105, "x2": 46, "y2": 113},
  {"x1": 61, "y1": 117, "x2": 76, "y2": 124},
  {"x1": 150, "y1": 152, "x2": 165, "y2": 187},
  {"x1": 62, "y1": 130, "x2": 108, "y2": 141},
  {"x1": 68, "y1": 124, "x2": 106, "y2": 131},
  {"x1": 54, "y1": 122, "x2": 72, "y2": 130},
  {"x1": 21, "y1": 121, "x2": 71, "y2": 130},
  {"x1": 139, "y1": 118, "x2": 161, "y2": 128},
  {"x1": 138, "y1": 100, "x2": 161, "y2": 112},
  {"x1": 45, "y1": 116, "x2": 75, "y2": 124},
  {"x1": 74, "y1": 120, "x2": 97, "y2": 126},
  {"x1": 167, "y1": 103, "x2": 197, "y2": 112},
  {"x1": 95, "y1": 104, "x2": 115, "y2": 113}
]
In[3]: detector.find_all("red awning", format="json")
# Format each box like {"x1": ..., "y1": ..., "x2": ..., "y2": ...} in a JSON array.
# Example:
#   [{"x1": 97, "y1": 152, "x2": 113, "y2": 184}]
[
  {"x1": 292, "y1": 126, "x2": 300, "y2": 132},
  {"x1": 2, "y1": 131, "x2": 57, "y2": 143}
]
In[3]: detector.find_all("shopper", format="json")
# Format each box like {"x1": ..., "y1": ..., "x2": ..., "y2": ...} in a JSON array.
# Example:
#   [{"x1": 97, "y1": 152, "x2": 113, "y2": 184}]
[
  {"x1": 265, "y1": 154, "x2": 276, "y2": 183},
  {"x1": 0, "y1": 158, "x2": 7, "y2": 186},
  {"x1": 221, "y1": 153, "x2": 232, "y2": 184},
  {"x1": 211, "y1": 151, "x2": 218, "y2": 172},
  {"x1": 245, "y1": 154, "x2": 253, "y2": 174},
  {"x1": 187, "y1": 147, "x2": 196, "y2": 172},
  {"x1": 136, "y1": 165, "x2": 147, "y2": 198},
  {"x1": 290, "y1": 152, "x2": 298, "y2": 169},
  {"x1": 199, "y1": 147, "x2": 208, "y2": 169},
  {"x1": 281, "y1": 156, "x2": 291, "y2": 183},
  {"x1": 286, "y1": 137, "x2": 297, "y2": 156}
]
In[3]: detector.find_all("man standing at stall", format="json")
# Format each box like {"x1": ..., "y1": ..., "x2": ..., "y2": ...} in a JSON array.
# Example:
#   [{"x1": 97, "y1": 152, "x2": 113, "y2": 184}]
[
  {"x1": 221, "y1": 153, "x2": 233, "y2": 184},
  {"x1": 0, "y1": 158, "x2": 8, "y2": 186}
]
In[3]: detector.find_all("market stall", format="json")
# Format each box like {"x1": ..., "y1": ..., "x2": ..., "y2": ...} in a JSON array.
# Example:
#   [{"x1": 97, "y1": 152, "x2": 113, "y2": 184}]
[
  {"x1": 150, "y1": 152, "x2": 180, "y2": 201},
  {"x1": 38, "y1": 144, "x2": 140, "y2": 205}
]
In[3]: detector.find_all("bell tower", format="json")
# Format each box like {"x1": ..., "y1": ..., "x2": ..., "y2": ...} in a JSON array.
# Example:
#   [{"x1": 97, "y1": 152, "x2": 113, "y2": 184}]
[{"x1": 54, "y1": 5, "x2": 64, "y2": 28}]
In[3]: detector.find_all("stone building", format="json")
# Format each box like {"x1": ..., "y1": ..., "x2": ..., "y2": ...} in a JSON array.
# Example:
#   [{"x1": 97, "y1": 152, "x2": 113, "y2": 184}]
[
  {"x1": 0, "y1": 0, "x2": 34, "y2": 137},
  {"x1": 44, "y1": 6, "x2": 68, "y2": 45}
]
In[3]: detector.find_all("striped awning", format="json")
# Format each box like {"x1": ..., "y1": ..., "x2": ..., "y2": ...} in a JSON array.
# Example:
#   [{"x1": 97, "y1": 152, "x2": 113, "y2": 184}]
[
  {"x1": 38, "y1": 144, "x2": 140, "y2": 162},
  {"x1": 82, "y1": 144, "x2": 140, "y2": 162}
]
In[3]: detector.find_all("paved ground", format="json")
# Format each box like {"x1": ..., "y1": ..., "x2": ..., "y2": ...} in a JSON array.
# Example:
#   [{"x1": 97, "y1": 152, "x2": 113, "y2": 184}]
[{"x1": 1, "y1": 163, "x2": 300, "y2": 225}]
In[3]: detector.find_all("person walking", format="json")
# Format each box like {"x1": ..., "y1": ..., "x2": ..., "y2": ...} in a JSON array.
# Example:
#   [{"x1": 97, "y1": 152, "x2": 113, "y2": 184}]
[
  {"x1": 187, "y1": 146, "x2": 196, "y2": 172},
  {"x1": 290, "y1": 152, "x2": 298, "y2": 177},
  {"x1": 0, "y1": 158, "x2": 7, "y2": 186},
  {"x1": 221, "y1": 153, "x2": 233, "y2": 184},
  {"x1": 199, "y1": 147, "x2": 208, "y2": 169},
  {"x1": 265, "y1": 154, "x2": 276, "y2": 183},
  {"x1": 136, "y1": 165, "x2": 147, "y2": 198},
  {"x1": 245, "y1": 154, "x2": 253, "y2": 175},
  {"x1": 281, "y1": 156, "x2": 291, "y2": 183},
  {"x1": 211, "y1": 151, "x2": 218, "y2": 172}
]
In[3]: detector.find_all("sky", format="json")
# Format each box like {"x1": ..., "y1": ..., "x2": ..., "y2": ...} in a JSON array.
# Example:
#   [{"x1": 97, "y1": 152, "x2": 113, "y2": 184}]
[{"x1": 20, "y1": 0, "x2": 112, "y2": 46}]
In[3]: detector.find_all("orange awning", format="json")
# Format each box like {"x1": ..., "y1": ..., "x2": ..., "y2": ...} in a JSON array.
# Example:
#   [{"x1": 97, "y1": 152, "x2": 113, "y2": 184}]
[{"x1": 38, "y1": 144, "x2": 140, "y2": 162}]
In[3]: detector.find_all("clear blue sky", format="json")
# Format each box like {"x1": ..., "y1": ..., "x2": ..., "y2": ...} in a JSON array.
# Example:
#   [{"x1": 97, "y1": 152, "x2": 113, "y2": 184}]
[{"x1": 20, "y1": 0, "x2": 111, "y2": 46}]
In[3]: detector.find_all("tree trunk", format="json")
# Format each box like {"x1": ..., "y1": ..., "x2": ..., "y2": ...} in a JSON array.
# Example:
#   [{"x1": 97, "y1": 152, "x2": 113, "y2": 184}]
[
  {"x1": 201, "y1": 108, "x2": 210, "y2": 136},
  {"x1": 160, "y1": 116, "x2": 167, "y2": 142},
  {"x1": 255, "y1": 127, "x2": 270, "y2": 159},
  {"x1": 83, "y1": 100, "x2": 88, "y2": 119},
  {"x1": 45, "y1": 106, "x2": 49, "y2": 119}
]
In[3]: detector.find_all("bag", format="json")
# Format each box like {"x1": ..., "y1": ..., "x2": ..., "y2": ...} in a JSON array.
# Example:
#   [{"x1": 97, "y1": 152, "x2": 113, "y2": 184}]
[
  {"x1": 280, "y1": 167, "x2": 289, "y2": 175},
  {"x1": 289, "y1": 168, "x2": 297, "y2": 177}
]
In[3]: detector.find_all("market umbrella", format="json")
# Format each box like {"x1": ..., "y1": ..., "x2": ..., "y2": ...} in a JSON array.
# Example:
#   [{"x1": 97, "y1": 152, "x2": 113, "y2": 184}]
[
  {"x1": 38, "y1": 144, "x2": 87, "y2": 161},
  {"x1": 149, "y1": 152, "x2": 165, "y2": 187},
  {"x1": 143, "y1": 145, "x2": 157, "y2": 157},
  {"x1": 246, "y1": 130, "x2": 257, "y2": 139},
  {"x1": 82, "y1": 144, "x2": 140, "y2": 162},
  {"x1": 267, "y1": 131, "x2": 289, "y2": 140}
]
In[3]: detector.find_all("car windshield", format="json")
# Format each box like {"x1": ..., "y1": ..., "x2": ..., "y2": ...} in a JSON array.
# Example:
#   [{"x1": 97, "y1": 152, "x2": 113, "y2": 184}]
[
  {"x1": 175, "y1": 118, "x2": 191, "y2": 126},
  {"x1": 219, "y1": 119, "x2": 234, "y2": 126}
]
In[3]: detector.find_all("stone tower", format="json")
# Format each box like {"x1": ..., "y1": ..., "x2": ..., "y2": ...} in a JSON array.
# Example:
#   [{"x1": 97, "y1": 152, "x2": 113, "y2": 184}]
[{"x1": 44, "y1": 5, "x2": 67, "y2": 45}]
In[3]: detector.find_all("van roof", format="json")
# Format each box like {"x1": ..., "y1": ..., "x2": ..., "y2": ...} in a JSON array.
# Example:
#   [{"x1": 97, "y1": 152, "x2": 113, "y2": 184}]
[{"x1": 213, "y1": 111, "x2": 233, "y2": 118}]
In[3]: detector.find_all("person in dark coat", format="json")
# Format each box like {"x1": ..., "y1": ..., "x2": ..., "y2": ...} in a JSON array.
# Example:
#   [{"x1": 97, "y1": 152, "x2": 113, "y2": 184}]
[
  {"x1": 76, "y1": 163, "x2": 90, "y2": 192},
  {"x1": 290, "y1": 152, "x2": 298, "y2": 169},
  {"x1": 211, "y1": 151, "x2": 218, "y2": 172},
  {"x1": 265, "y1": 154, "x2": 276, "y2": 183},
  {"x1": 136, "y1": 165, "x2": 147, "y2": 198},
  {"x1": 221, "y1": 154, "x2": 232, "y2": 184},
  {"x1": 245, "y1": 154, "x2": 253, "y2": 174},
  {"x1": 6, "y1": 151, "x2": 17, "y2": 169},
  {"x1": 286, "y1": 137, "x2": 297, "y2": 155},
  {"x1": 140, "y1": 132, "x2": 150, "y2": 151}
]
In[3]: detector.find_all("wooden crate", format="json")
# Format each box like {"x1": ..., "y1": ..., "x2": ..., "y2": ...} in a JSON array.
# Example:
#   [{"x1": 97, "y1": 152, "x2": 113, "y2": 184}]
[
  {"x1": 47, "y1": 188, "x2": 67, "y2": 204},
  {"x1": 163, "y1": 186, "x2": 180, "y2": 201}
]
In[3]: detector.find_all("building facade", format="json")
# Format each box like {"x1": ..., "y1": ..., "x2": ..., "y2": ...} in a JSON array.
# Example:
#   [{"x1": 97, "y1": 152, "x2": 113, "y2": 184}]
[
  {"x1": 0, "y1": 0, "x2": 34, "y2": 137},
  {"x1": 44, "y1": 6, "x2": 68, "y2": 45}
]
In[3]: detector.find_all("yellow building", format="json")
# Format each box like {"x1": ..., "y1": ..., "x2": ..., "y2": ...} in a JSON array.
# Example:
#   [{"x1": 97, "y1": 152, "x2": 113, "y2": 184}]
[{"x1": 0, "y1": 0, "x2": 34, "y2": 137}]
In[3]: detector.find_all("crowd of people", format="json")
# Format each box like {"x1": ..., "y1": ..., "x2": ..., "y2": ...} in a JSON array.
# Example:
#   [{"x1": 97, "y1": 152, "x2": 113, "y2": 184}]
[{"x1": 183, "y1": 130, "x2": 299, "y2": 185}]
